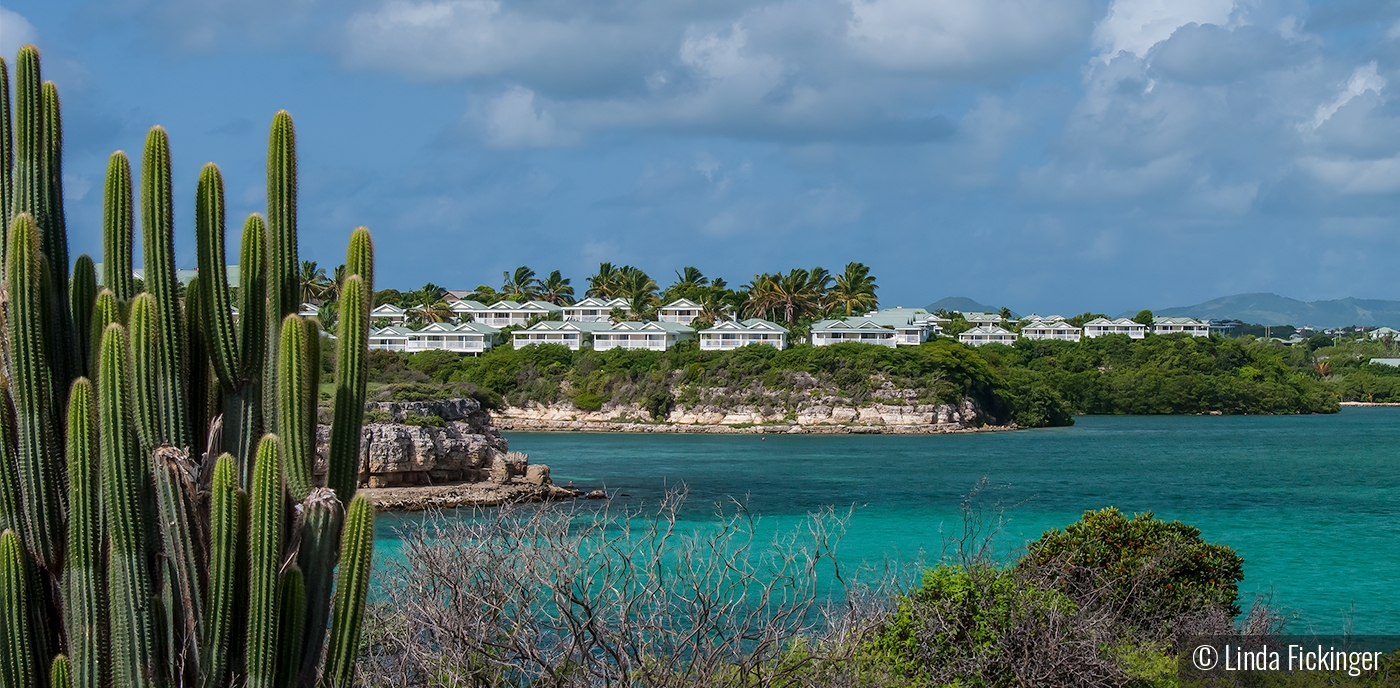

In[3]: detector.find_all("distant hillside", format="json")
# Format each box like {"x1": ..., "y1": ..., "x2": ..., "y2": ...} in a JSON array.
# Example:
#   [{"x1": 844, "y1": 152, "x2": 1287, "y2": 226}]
[
  {"x1": 925, "y1": 296, "x2": 1019, "y2": 318},
  {"x1": 1145, "y1": 293, "x2": 1400, "y2": 328}
]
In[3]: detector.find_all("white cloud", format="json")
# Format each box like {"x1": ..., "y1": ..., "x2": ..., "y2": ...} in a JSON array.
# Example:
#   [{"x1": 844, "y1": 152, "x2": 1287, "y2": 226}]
[
  {"x1": 0, "y1": 8, "x2": 36, "y2": 57},
  {"x1": 1308, "y1": 62, "x2": 1386, "y2": 131},
  {"x1": 846, "y1": 0, "x2": 1095, "y2": 72},
  {"x1": 1093, "y1": 0, "x2": 1235, "y2": 59},
  {"x1": 477, "y1": 86, "x2": 573, "y2": 149},
  {"x1": 1302, "y1": 155, "x2": 1400, "y2": 194}
]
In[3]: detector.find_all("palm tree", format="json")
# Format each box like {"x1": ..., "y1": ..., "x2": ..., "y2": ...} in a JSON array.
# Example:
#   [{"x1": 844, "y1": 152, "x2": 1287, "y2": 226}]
[
  {"x1": 746, "y1": 269, "x2": 821, "y2": 325},
  {"x1": 674, "y1": 266, "x2": 708, "y2": 288},
  {"x1": 408, "y1": 300, "x2": 454, "y2": 324},
  {"x1": 299, "y1": 260, "x2": 331, "y2": 304},
  {"x1": 326, "y1": 263, "x2": 347, "y2": 302},
  {"x1": 501, "y1": 266, "x2": 540, "y2": 300},
  {"x1": 467, "y1": 284, "x2": 500, "y2": 305},
  {"x1": 411, "y1": 283, "x2": 447, "y2": 312},
  {"x1": 619, "y1": 266, "x2": 659, "y2": 317},
  {"x1": 829, "y1": 262, "x2": 878, "y2": 316},
  {"x1": 538, "y1": 270, "x2": 575, "y2": 305},
  {"x1": 807, "y1": 266, "x2": 833, "y2": 312},
  {"x1": 587, "y1": 262, "x2": 621, "y2": 298}
]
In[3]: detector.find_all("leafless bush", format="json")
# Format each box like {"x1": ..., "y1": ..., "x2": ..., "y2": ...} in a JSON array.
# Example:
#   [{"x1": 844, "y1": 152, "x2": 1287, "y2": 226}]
[{"x1": 358, "y1": 490, "x2": 888, "y2": 687}]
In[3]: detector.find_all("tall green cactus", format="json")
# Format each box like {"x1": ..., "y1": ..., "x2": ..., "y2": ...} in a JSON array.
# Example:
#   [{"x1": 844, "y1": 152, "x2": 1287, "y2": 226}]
[
  {"x1": 0, "y1": 56, "x2": 12, "y2": 239},
  {"x1": 277, "y1": 315, "x2": 318, "y2": 501},
  {"x1": 323, "y1": 496, "x2": 374, "y2": 688},
  {"x1": 328, "y1": 275, "x2": 369, "y2": 502},
  {"x1": 7, "y1": 213, "x2": 64, "y2": 573},
  {"x1": 10, "y1": 46, "x2": 43, "y2": 270},
  {"x1": 50, "y1": 654, "x2": 69, "y2": 688},
  {"x1": 201, "y1": 455, "x2": 245, "y2": 688},
  {"x1": 70, "y1": 255, "x2": 97, "y2": 379},
  {"x1": 63, "y1": 378, "x2": 106, "y2": 687},
  {"x1": 102, "y1": 151, "x2": 136, "y2": 301},
  {"x1": 247, "y1": 435, "x2": 283, "y2": 688},
  {"x1": 1, "y1": 529, "x2": 39, "y2": 687},
  {"x1": 296, "y1": 489, "x2": 344, "y2": 684},
  {"x1": 139, "y1": 125, "x2": 192, "y2": 450},
  {"x1": 264, "y1": 111, "x2": 299, "y2": 433},
  {"x1": 4, "y1": 52, "x2": 376, "y2": 686},
  {"x1": 99, "y1": 323, "x2": 161, "y2": 688}
]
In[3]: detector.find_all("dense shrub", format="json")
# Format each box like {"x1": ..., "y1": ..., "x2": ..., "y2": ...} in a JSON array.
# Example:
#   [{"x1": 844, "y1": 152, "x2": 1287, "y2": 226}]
[
  {"x1": 402, "y1": 413, "x2": 446, "y2": 427},
  {"x1": 1021, "y1": 507, "x2": 1245, "y2": 627},
  {"x1": 572, "y1": 391, "x2": 604, "y2": 411}
]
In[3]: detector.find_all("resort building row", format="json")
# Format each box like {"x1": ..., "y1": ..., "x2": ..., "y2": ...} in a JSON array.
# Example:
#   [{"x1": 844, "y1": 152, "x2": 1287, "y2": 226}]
[{"x1": 366, "y1": 299, "x2": 1213, "y2": 354}]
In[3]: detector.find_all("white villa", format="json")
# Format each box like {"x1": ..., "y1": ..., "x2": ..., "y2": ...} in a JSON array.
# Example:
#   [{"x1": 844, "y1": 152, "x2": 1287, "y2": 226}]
[
  {"x1": 592, "y1": 321, "x2": 695, "y2": 351},
  {"x1": 699, "y1": 319, "x2": 788, "y2": 350},
  {"x1": 961, "y1": 312, "x2": 1005, "y2": 326},
  {"x1": 1021, "y1": 314, "x2": 1066, "y2": 323},
  {"x1": 1152, "y1": 317, "x2": 1210, "y2": 337},
  {"x1": 562, "y1": 297, "x2": 631, "y2": 322},
  {"x1": 467, "y1": 300, "x2": 563, "y2": 328},
  {"x1": 812, "y1": 307, "x2": 940, "y2": 348},
  {"x1": 512, "y1": 321, "x2": 612, "y2": 350},
  {"x1": 811, "y1": 318, "x2": 898, "y2": 347},
  {"x1": 447, "y1": 299, "x2": 488, "y2": 320},
  {"x1": 1369, "y1": 326, "x2": 1399, "y2": 340},
  {"x1": 958, "y1": 325, "x2": 1018, "y2": 346},
  {"x1": 659, "y1": 298, "x2": 704, "y2": 324},
  {"x1": 298, "y1": 302, "x2": 321, "y2": 319},
  {"x1": 1021, "y1": 320, "x2": 1082, "y2": 342},
  {"x1": 1083, "y1": 318, "x2": 1147, "y2": 339},
  {"x1": 368, "y1": 322, "x2": 501, "y2": 354},
  {"x1": 370, "y1": 303, "x2": 407, "y2": 325}
]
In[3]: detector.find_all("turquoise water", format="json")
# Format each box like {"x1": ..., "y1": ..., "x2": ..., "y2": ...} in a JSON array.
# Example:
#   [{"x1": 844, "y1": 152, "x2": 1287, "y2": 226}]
[{"x1": 376, "y1": 409, "x2": 1400, "y2": 633}]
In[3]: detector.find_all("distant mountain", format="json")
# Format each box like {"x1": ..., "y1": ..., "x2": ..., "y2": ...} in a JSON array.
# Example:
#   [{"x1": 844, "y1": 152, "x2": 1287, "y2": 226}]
[
  {"x1": 924, "y1": 296, "x2": 1019, "y2": 318},
  {"x1": 1142, "y1": 293, "x2": 1400, "y2": 328}
]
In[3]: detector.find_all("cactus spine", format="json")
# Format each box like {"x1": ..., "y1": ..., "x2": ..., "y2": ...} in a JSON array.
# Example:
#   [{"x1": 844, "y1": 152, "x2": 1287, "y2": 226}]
[
  {"x1": 140, "y1": 125, "x2": 192, "y2": 450},
  {"x1": 323, "y1": 496, "x2": 374, "y2": 688},
  {"x1": 63, "y1": 379, "x2": 107, "y2": 687},
  {"x1": 247, "y1": 435, "x2": 284, "y2": 688},
  {"x1": 7, "y1": 213, "x2": 65, "y2": 573},
  {"x1": 102, "y1": 151, "x2": 136, "y2": 301}
]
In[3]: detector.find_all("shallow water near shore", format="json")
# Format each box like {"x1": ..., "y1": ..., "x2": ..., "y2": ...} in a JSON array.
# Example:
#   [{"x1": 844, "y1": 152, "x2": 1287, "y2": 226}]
[{"x1": 375, "y1": 408, "x2": 1400, "y2": 634}]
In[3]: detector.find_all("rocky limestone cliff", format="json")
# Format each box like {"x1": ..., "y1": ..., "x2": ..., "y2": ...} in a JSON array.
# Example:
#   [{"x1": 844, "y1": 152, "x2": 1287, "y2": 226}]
[
  {"x1": 494, "y1": 394, "x2": 999, "y2": 435},
  {"x1": 313, "y1": 398, "x2": 554, "y2": 488}
]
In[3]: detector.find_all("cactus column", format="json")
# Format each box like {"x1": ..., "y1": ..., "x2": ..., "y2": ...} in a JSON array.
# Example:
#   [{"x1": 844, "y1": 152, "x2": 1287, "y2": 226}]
[{"x1": 139, "y1": 125, "x2": 192, "y2": 450}]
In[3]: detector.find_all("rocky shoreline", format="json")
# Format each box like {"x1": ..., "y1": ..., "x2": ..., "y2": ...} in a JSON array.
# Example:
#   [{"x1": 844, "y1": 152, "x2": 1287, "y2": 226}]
[
  {"x1": 359, "y1": 481, "x2": 583, "y2": 511},
  {"x1": 492, "y1": 398, "x2": 1012, "y2": 435}
]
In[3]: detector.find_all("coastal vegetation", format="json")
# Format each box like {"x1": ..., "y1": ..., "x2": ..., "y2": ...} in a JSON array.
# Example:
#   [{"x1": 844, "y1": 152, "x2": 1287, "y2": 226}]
[
  {"x1": 359, "y1": 490, "x2": 1396, "y2": 686},
  {"x1": 0, "y1": 47, "x2": 374, "y2": 686},
  {"x1": 361, "y1": 329, "x2": 1343, "y2": 428}
]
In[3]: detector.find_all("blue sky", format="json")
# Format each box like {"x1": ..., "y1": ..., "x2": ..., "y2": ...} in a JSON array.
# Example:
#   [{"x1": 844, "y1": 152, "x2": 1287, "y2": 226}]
[{"x1": 3, "y1": 0, "x2": 1398, "y2": 314}]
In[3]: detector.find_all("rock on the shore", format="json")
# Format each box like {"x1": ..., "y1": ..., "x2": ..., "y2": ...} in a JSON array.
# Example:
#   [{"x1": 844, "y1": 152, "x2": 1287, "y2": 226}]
[{"x1": 314, "y1": 398, "x2": 543, "y2": 489}]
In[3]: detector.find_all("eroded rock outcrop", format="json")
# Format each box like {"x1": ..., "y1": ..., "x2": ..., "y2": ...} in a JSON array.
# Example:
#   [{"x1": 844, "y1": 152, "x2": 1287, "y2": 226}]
[{"x1": 314, "y1": 398, "x2": 537, "y2": 488}]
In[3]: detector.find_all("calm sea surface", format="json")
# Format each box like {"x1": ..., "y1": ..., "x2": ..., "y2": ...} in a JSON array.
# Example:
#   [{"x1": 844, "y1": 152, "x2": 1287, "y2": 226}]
[{"x1": 375, "y1": 409, "x2": 1400, "y2": 633}]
